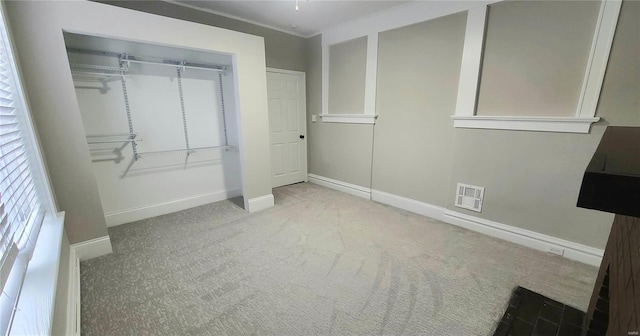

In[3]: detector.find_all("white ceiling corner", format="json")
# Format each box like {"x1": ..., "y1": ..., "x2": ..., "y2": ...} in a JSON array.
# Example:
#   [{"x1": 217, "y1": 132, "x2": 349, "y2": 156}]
[{"x1": 169, "y1": 0, "x2": 410, "y2": 38}]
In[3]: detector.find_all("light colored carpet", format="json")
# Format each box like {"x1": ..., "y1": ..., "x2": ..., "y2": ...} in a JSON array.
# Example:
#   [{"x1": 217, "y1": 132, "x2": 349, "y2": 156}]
[{"x1": 81, "y1": 183, "x2": 598, "y2": 335}]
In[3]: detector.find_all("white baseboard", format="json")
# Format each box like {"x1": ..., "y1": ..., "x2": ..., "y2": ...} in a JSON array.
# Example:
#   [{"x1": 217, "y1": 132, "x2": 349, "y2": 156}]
[
  {"x1": 371, "y1": 189, "x2": 445, "y2": 221},
  {"x1": 442, "y1": 211, "x2": 603, "y2": 267},
  {"x1": 371, "y1": 188, "x2": 603, "y2": 267},
  {"x1": 104, "y1": 189, "x2": 242, "y2": 227},
  {"x1": 67, "y1": 248, "x2": 80, "y2": 336},
  {"x1": 284, "y1": 174, "x2": 604, "y2": 266},
  {"x1": 67, "y1": 236, "x2": 104, "y2": 334},
  {"x1": 246, "y1": 194, "x2": 274, "y2": 212},
  {"x1": 70, "y1": 236, "x2": 113, "y2": 261},
  {"x1": 308, "y1": 174, "x2": 371, "y2": 199}
]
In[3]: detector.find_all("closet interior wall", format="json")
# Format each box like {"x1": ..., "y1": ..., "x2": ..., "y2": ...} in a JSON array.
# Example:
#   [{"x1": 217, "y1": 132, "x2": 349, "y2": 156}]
[{"x1": 64, "y1": 33, "x2": 242, "y2": 226}]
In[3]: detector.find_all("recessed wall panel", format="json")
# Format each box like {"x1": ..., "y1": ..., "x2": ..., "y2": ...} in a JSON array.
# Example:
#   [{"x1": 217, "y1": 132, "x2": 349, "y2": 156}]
[
  {"x1": 476, "y1": 0, "x2": 601, "y2": 117},
  {"x1": 328, "y1": 37, "x2": 367, "y2": 115}
]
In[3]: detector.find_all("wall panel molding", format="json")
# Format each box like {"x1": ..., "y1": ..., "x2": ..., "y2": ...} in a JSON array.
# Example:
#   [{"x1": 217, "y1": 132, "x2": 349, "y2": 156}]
[
  {"x1": 363, "y1": 33, "x2": 378, "y2": 117},
  {"x1": 320, "y1": 1, "x2": 499, "y2": 125},
  {"x1": 454, "y1": 5, "x2": 487, "y2": 118},
  {"x1": 451, "y1": 115, "x2": 600, "y2": 133},
  {"x1": 576, "y1": 0, "x2": 623, "y2": 118},
  {"x1": 453, "y1": 0, "x2": 621, "y2": 133},
  {"x1": 318, "y1": 114, "x2": 377, "y2": 124}
]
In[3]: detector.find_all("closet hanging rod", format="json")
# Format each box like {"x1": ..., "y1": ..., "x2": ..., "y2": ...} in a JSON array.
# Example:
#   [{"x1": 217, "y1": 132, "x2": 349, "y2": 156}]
[
  {"x1": 86, "y1": 133, "x2": 138, "y2": 144},
  {"x1": 66, "y1": 47, "x2": 228, "y2": 72}
]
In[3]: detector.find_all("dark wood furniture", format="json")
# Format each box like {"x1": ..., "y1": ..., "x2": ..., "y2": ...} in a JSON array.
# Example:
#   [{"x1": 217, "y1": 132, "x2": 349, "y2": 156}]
[{"x1": 577, "y1": 126, "x2": 640, "y2": 336}]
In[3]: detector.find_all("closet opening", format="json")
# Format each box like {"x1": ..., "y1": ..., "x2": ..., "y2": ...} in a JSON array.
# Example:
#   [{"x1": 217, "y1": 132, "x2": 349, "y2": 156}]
[{"x1": 63, "y1": 32, "x2": 244, "y2": 227}]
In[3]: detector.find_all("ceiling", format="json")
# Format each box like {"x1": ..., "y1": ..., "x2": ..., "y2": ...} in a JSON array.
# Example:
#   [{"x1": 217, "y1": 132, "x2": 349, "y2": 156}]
[{"x1": 172, "y1": 0, "x2": 410, "y2": 37}]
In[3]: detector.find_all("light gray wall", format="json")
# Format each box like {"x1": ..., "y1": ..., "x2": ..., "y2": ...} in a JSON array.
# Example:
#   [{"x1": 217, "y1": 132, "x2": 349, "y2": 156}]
[
  {"x1": 4, "y1": 2, "x2": 109, "y2": 244},
  {"x1": 373, "y1": 12, "x2": 466, "y2": 205},
  {"x1": 476, "y1": 0, "x2": 600, "y2": 117},
  {"x1": 5, "y1": 0, "x2": 272, "y2": 243},
  {"x1": 308, "y1": 0, "x2": 639, "y2": 249},
  {"x1": 66, "y1": 39, "x2": 241, "y2": 224},
  {"x1": 308, "y1": 123, "x2": 374, "y2": 188},
  {"x1": 447, "y1": 129, "x2": 614, "y2": 247},
  {"x1": 447, "y1": 0, "x2": 639, "y2": 248},
  {"x1": 328, "y1": 37, "x2": 368, "y2": 115},
  {"x1": 95, "y1": 0, "x2": 307, "y2": 72},
  {"x1": 306, "y1": 35, "x2": 374, "y2": 188},
  {"x1": 7, "y1": 0, "x2": 637, "y2": 249}
]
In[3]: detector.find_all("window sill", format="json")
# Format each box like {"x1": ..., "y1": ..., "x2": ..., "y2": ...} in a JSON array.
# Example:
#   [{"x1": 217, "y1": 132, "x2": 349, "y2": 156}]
[
  {"x1": 9, "y1": 212, "x2": 66, "y2": 336},
  {"x1": 319, "y1": 114, "x2": 378, "y2": 124},
  {"x1": 451, "y1": 115, "x2": 600, "y2": 133}
]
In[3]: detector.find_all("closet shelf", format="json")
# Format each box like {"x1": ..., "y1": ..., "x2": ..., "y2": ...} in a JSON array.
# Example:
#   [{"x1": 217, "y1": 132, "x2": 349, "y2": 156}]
[
  {"x1": 71, "y1": 63, "x2": 124, "y2": 72},
  {"x1": 137, "y1": 145, "x2": 231, "y2": 157},
  {"x1": 71, "y1": 63, "x2": 127, "y2": 78},
  {"x1": 69, "y1": 48, "x2": 232, "y2": 178}
]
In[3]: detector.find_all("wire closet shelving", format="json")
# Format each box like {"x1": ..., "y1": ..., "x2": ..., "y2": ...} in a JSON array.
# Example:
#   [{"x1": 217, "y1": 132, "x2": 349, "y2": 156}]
[{"x1": 68, "y1": 47, "x2": 232, "y2": 177}]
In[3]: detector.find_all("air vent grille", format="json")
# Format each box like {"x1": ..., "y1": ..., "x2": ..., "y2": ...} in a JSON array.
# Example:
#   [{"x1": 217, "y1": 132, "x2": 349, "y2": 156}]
[{"x1": 455, "y1": 183, "x2": 484, "y2": 212}]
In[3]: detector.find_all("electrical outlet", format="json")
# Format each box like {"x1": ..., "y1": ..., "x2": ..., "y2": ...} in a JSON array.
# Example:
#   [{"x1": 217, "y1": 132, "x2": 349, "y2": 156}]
[{"x1": 546, "y1": 246, "x2": 565, "y2": 256}]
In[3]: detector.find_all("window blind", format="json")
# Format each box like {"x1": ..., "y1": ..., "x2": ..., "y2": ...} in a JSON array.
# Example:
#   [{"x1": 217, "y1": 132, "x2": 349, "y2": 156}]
[{"x1": 0, "y1": 9, "x2": 46, "y2": 336}]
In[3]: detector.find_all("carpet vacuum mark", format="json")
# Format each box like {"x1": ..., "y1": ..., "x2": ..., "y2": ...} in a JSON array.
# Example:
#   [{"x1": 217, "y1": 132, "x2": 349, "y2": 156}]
[{"x1": 81, "y1": 183, "x2": 597, "y2": 335}]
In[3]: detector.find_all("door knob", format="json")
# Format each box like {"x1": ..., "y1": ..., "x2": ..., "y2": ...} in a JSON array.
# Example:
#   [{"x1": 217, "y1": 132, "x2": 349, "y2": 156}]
[{"x1": 300, "y1": 135, "x2": 305, "y2": 139}]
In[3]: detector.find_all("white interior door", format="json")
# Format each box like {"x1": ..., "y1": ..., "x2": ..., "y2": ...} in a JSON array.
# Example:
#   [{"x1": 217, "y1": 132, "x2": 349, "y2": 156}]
[{"x1": 267, "y1": 69, "x2": 307, "y2": 188}]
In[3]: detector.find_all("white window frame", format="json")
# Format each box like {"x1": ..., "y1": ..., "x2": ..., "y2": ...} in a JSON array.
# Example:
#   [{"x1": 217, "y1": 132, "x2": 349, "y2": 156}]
[{"x1": 452, "y1": 0, "x2": 622, "y2": 134}]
